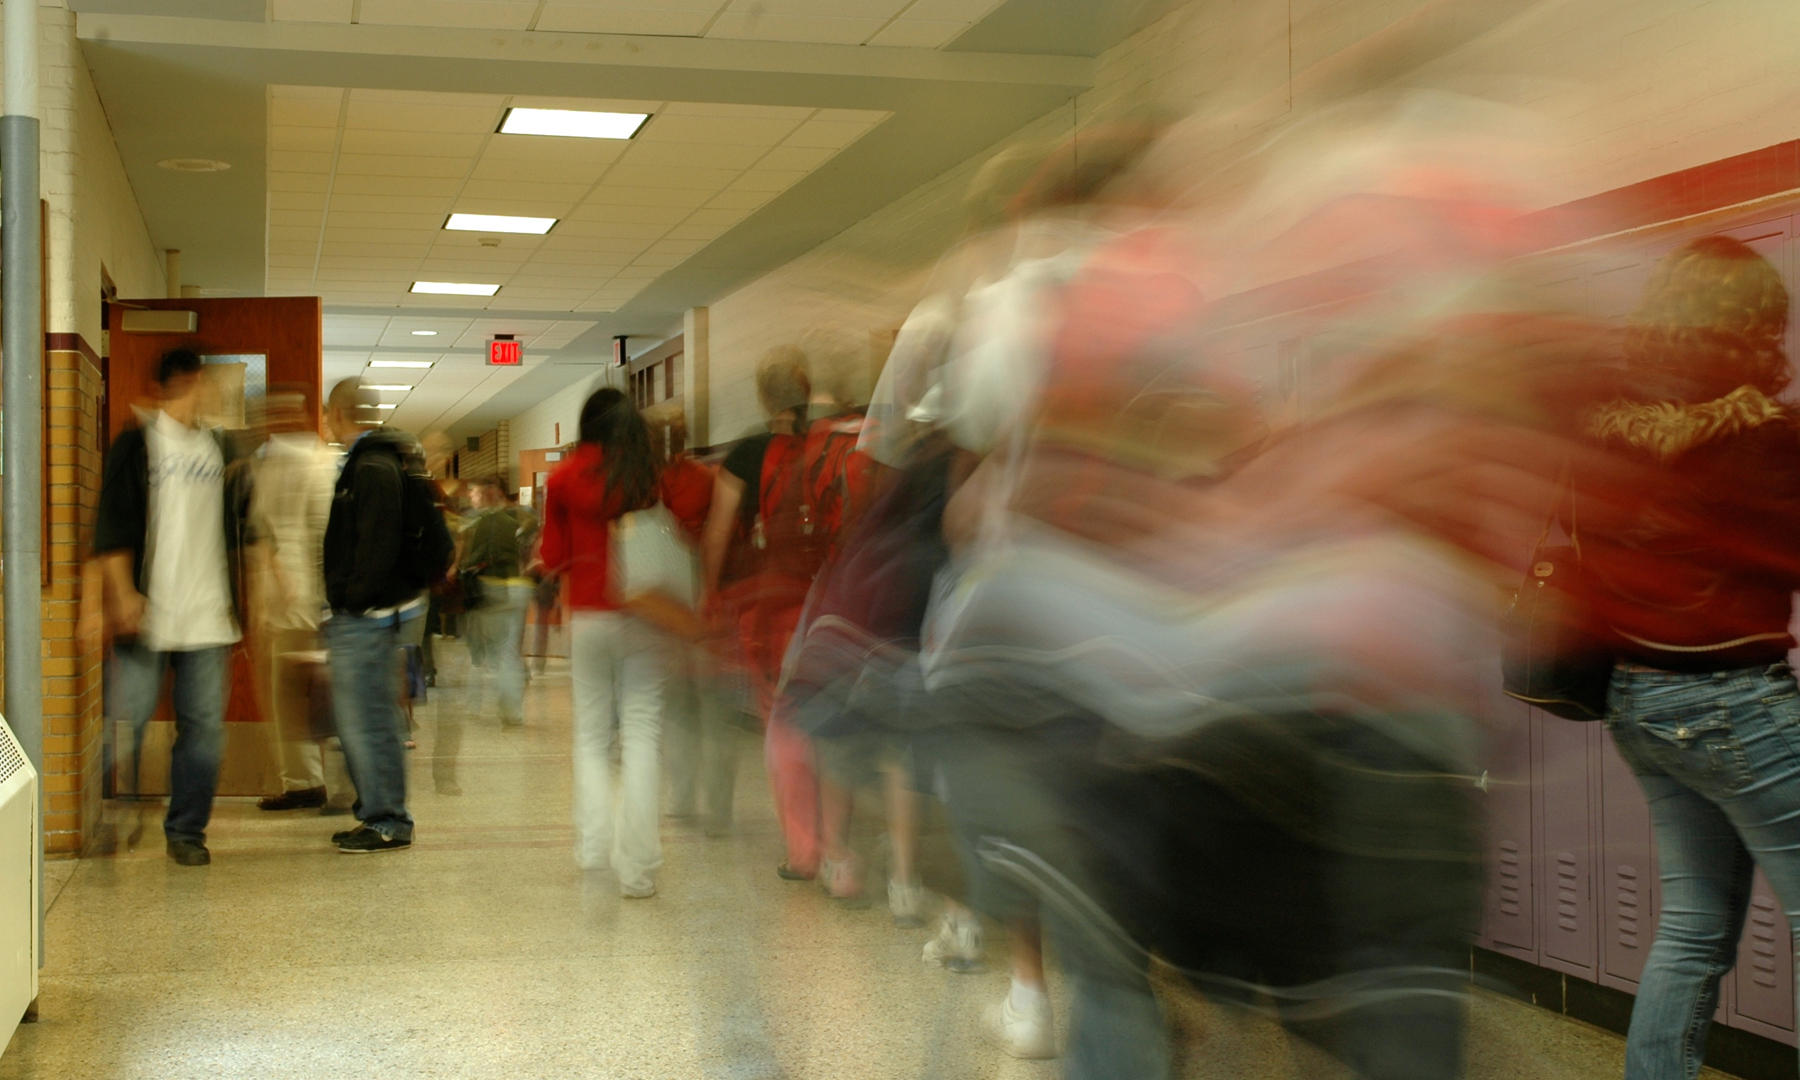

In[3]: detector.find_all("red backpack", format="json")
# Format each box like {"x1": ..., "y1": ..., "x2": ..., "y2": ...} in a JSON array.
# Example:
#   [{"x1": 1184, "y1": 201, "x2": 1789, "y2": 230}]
[{"x1": 754, "y1": 413, "x2": 871, "y2": 582}]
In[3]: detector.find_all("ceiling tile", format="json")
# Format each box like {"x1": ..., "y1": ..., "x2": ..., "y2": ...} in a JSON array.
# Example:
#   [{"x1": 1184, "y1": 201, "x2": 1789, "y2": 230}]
[
  {"x1": 339, "y1": 131, "x2": 489, "y2": 157},
  {"x1": 581, "y1": 187, "x2": 710, "y2": 210},
  {"x1": 269, "y1": 125, "x2": 340, "y2": 153},
  {"x1": 552, "y1": 217, "x2": 674, "y2": 237},
  {"x1": 343, "y1": 101, "x2": 502, "y2": 135},
  {"x1": 706, "y1": 11, "x2": 885, "y2": 44},
  {"x1": 320, "y1": 242, "x2": 434, "y2": 259},
  {"x1": 810, "y1": 108, "x2": 891, "y2": 124},
  {"x1": 681, "y1": 207, "x2": 749, "y2": 227},
  {"x1": 782, "y1": 119, "x2": 875, "y2": 149},
  {"x1": 334, "y1": 154, "x2": 472, "y2": 179},
  {"x1": 533, "y1": 6, "x2": 714, "y2": 35},
  {"x1": 620, "y1": 142, "x2": 768, "y2": 170},
  {"x1": 458, "y1": 179, "x2": 593, "y2": 203},
  {"x1": 317, "y1": 256, "x2": 423, "y2": 270},
  {"x1": 267, "y1": 225, "x2": 319, "y2": 244},
  {"x1": 661, "y1": 223, "x2": 727, "y2": 242},
  {"x1": 328, "y1": 193, "x2": 453, "y2": 215},
  {"x1": 323, "y1": 227, "x2": 442, "y2": 245},
  {"x1": 323, "y1": 211, "x2": 449, "y2": 231},
  {"x1": 727, "y1": 0, "x2": 901, "y2": 16},
  {"x1": 600, "y1": 165, "x2": 736, "y2": 191},
  {"x1": 269, "y1": 191, "x2": 327, "y2": 212},
  {"x1": 704, "y1": 189, "x2": 770, "y2": 211},
  {"x1": 639, "y1": 115, "x2": 801, "y2": 146},
  {"x1": 268, "y1": 172, "x2": 332, "y2": 194},
  {"x1": 357, "y1": 0, "x2": 537, "y2": 29},
  {"x1": 270, "y1": 208, "x2": 326, "y2": 228},
  {"x1": 866, "y1": 18, "x2": 966, "y2": 48},
  {"x1": 333, "y1": 175, "x2": 463, "y2": 198},
  {"x1": 269, "y1": 150, "x2": 336, "y2": 174},
  {"x1": 469, "y1": 159, "x2": 612, "y2": 184},
  {"x1": 757, "y1": 145, "x2": 837, "y2": 172}
]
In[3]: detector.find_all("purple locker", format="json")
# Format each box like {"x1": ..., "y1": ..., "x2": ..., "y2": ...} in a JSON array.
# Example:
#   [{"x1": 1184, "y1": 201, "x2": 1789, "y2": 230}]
[
  {"x1": 1732, "y1": 869, "x2": 1796, "y2": 1043},
  {"x1": 1481, "y1": 697, "x2": 1536, "y2": 957},
  {"x1": 1597, "y1": 730, "x2": 1656, "y2": 990},
  {"x1": 1536, "y1": 711, "x2": 1596, "y2": 977}
]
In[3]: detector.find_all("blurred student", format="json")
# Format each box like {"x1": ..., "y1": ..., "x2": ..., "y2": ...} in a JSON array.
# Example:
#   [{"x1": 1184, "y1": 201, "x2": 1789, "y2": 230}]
[
  {"x1": 93, "y1": 348, "x2": 252, "y2": 866},
  {"x1": 459, "y1": 475, "x2": 535, "y2": 730},
  {"x1": 540, "y1": 388, "x2": 709, "y2": 898},
  {"x1": 248, "y1": 390, "x2": 351, "y2": 814},
  {"x1": 321, "y1": 379, "x2": 451, "y2": 853}
]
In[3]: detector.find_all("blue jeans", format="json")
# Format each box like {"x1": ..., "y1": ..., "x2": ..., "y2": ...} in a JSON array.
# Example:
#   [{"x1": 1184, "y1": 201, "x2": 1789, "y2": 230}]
[
  {"x1": 109, "y1": 642, "x2": 231, "y2": 844},
  {"x1": 325, "y1": 612, "x2": 413, "y2": 840},
  {"x1": 465, "y1": 582, "x2": 530, "y2": 724},
  {"x1": 1607, "y1": 661, "x2": 1800, "y2": 1080}
]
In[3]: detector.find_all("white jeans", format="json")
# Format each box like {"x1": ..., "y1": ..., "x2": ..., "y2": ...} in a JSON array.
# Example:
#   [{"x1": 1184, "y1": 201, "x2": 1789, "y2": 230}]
[{"x1": 570, "y1": 611, "x2": 673, "y2": 891}]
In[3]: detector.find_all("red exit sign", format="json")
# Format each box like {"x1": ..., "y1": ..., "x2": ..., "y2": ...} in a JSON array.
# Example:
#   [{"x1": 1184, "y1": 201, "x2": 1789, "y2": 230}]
[{"x1": 488, "y1": 337, "x2": 522, "y2": 366}]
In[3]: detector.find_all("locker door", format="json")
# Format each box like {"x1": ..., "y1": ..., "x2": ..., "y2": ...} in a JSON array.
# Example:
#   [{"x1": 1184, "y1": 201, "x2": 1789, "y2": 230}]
[
  {"x1": 1731, "y1": 869, "x2": 1796, "y2": 1043},
  {"x1": 1537, "y1": 711, "x2": 1597, "y2": 977},
  {"x1": 1597, "y1": 730, "x2": 1656, "y2": 990},
  {"x1": 1481, "y1": 696, "x2": 1536, "y2": 957}
]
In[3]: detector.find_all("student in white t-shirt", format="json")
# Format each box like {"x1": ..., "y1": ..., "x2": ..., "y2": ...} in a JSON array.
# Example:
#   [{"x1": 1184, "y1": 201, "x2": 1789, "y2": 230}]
[{"x1": 93, "y1": 348, "x2": 251, "y2": 867}]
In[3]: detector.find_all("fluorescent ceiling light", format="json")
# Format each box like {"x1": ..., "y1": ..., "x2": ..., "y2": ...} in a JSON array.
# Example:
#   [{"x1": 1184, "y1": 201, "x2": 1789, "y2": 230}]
[
  {"x1": 370, "y1": 360, "x2": 433, "y2": 369},
  {"x1": 410, "y1": 330, "x2": 438, "y2": 336},
  {"x1": 364, "y1": 384, "x2": 414, "y2": 391},
  {"x1": 499, "y1": 107, "x2": 649, "y2": 140},
  {"x1": 375, "y1": 403, "x2": 397, "y2": 410},
  {"x1": 411, "y1": 281, "x2": 500, "y2": 296},
  {"x1": 445, "y1": 213, "x2": 556, "y2": 235}
]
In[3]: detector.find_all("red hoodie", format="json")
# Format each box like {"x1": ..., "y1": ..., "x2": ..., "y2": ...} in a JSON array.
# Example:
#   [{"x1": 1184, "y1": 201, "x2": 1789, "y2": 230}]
[{"x1": 538, "y1": 442, "x2": 713, "y2": 612}]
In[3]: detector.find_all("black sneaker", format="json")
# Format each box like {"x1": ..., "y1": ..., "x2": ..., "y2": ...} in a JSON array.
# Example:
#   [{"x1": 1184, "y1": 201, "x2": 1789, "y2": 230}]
[
  {"x1": 167, "y1": 839, "x2": 210, "y2": 866},
  {"x1": 337, "y1": 827, "x2": 411, "y2": 854},
  {"x1": 258, "y1": 786, "x2": 326, "y2": 811},
  {"x1": 331, "y1": 825, "x2": 364, "y2": 844}
]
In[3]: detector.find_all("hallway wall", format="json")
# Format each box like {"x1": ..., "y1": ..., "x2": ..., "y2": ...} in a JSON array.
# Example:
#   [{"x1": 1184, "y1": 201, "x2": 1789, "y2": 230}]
[
  {"x1": 0, "y1": 1, "x2": 167, "y2": 854},
  {"x1": 692, "y1": 0, "x2": 1800, "y2": 437}
]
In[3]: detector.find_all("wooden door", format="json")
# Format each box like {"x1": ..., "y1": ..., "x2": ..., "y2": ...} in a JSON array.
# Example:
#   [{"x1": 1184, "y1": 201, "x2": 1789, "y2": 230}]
[{"x1": 106, "y1": 296, "x2": 323, "y2": 796}]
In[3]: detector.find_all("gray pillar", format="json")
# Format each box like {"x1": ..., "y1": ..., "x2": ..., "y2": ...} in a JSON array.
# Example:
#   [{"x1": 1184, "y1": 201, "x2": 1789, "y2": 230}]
[{"x1": 3, "y1": 0, "x2": 44, "y2": 975}]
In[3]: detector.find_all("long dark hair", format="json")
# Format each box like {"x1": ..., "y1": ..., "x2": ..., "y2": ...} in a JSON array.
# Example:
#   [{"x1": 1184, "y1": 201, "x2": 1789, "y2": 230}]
[{"x1": 578, "y1": 387, "x2": 658, "y2": 512}]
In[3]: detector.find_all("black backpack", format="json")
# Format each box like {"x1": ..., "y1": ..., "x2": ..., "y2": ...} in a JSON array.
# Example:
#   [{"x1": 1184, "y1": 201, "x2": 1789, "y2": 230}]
[{"x1": 393, "y1": 444, "x2": 456, "y2": 592}]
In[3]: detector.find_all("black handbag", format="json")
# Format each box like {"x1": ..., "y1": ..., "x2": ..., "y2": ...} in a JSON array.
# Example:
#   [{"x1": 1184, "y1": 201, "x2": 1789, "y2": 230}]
[{"x1": 1501, "y1": 470, "x2": 1614, "y2": 721}]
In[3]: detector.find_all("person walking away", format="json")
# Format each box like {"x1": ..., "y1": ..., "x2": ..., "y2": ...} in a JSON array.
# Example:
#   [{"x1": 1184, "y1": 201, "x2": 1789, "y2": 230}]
[
  {"x1": 247, "y1": 390, "x2": 353, "y2": 814},
  {"x1": 539, "y1": 388, "x2": 710, "y2": 898},
  {"x1": 93, "y1": 347, "x2": 252, "y2": 866},
  {"x1": 460, "y1": 475, "x2": 534, "y2": 731},
  {"x1": 1580, "y1": 235, "x2": 1800, "y2": 1079},
  {"x1": 321, "y1": 378, "x2": 452, "y2": 852}
]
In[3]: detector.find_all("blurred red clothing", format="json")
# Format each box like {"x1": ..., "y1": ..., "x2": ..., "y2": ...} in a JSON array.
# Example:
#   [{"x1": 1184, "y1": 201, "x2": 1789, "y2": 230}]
[{"x1": 538, "y1": 442, "x2": 713, "y2": 612}]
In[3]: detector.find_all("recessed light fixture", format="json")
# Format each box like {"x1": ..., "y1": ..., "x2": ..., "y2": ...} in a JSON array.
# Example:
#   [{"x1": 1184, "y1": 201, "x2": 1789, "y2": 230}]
[
  {"x1": 445, "y1": 213, "x2": 556, "y2": 235},
  {"x1": 370, "y1": 360, "x2": 434, "y2": 369},
  {"x1": 411, "y1": 281, "x2": 500, "y2": 296},
  {"x1": 375, "y1": 403, "x2": 398, "y2": 410},
  {"x1": 499, "y1": 107, "x2": 649, "y2": 140},
  {"x1": 157, "y1": 158, "x2": 231, "y2": 172},
  {"x1": 364, "y1": 384, "x2": 414, "y2": 391},
  {"x1": 410, "y1": 330, "x2": 438, "y2": 336}
]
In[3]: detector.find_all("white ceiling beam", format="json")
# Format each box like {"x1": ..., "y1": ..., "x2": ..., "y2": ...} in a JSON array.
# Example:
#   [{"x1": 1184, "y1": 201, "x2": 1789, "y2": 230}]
[{"x1": 75, "y1": 14, "x2": 1094, "y2": 88}]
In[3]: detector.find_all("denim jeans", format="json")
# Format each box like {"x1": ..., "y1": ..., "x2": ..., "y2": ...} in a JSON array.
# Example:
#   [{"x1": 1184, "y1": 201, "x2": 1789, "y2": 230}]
[
  {"x1": 465, "y1": 581, "x2": 531, "y2": 724},
  {"x1": 325, "y1": 612, "x2": 414, "y2": 840},
  {"x1": 570, "y1": 611, "x2": 672, "y2": 892},
  {"x1": 664, "y1": 644, "x2": 741, "y2": 833},
  {"x1": 1606, "y1": 661, "x2": 1800, "y2": 1080},
  {"x1": 110, "y1": 642, "x2": 232, "y2": 844}
]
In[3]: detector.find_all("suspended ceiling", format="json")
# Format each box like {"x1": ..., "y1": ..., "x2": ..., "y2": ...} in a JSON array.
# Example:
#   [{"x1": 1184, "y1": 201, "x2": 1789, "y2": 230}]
[{"x1": 71, "y1": 0, "x2": 1172, "y2": 435}]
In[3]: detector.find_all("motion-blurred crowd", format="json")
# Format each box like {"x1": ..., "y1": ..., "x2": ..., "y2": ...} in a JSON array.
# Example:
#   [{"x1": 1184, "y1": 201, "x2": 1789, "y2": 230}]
[{"x1": 83, "y1": 90, "x2": 1800, "y2": 1079}]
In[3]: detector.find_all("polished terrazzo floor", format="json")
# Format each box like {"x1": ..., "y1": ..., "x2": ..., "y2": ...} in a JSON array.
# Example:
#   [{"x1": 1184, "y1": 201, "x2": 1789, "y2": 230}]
[{"x1": 2, "y1": 641, "x2": 1730, "y2": 1079}]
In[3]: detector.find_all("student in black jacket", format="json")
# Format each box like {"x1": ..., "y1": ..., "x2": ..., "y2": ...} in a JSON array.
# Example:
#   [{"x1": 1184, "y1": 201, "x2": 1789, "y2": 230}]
[
  {"x1": 320, "y1": 378, "x2": 424, "y2": 853},
  {"x1": 94, "y1": 348, "x2": 251, "y2": 866}
]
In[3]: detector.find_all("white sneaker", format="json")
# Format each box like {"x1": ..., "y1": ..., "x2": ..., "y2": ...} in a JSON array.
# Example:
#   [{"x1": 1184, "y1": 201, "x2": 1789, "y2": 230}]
[
  {"x1": 921, "y1": 912, "x2": 984, "y2": 970},
  {"x1": 620, "y1": 881, "x2": 656, "y2": 899},
  {"x1": 889, "y1": 879, "x2": 926, "y2": 928},
  {"x1": 985, "y1": 992, "x2": 1056, "y2": 1060}
]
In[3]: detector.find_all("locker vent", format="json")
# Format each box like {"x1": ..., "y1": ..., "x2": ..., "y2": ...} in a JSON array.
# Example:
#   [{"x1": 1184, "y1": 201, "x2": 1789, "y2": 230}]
[
  {"x1": 1615, "y1": 865, "x2": 1639, "y2": 949},
  {"x1": 1498, "y1": 841, "x2": 1522, "y2": 916},
  {"x1": 1749, "y1": 895, "x2": 1781, "y2": 988},
  {"x1": 0, "y1": 733, "x2": 20, "y2": 785},
  {"x1": 1556, "y1": 852, "x2": 1581, "y2": 932}
]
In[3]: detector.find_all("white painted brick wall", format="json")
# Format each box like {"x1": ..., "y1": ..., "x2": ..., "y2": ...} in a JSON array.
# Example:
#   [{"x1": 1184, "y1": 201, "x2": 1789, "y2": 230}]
[{"x1": 0, "y1": 4, "x2": 163, "y2": 347}]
